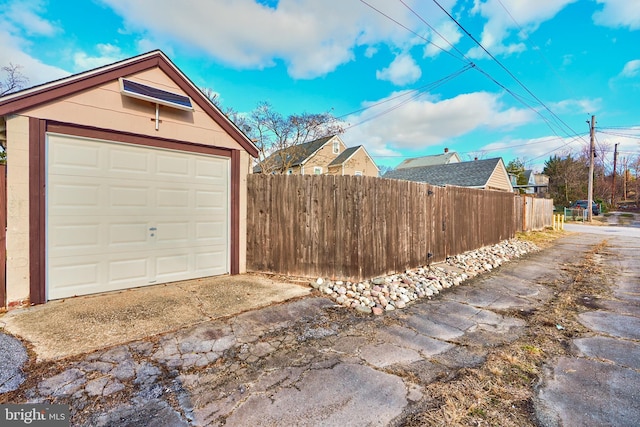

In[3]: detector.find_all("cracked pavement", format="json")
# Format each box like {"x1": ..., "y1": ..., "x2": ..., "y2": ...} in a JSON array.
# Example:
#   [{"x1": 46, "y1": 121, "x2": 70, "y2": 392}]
[{"x1": 1, "y1": 227, "x2": 639, "y2": 426}]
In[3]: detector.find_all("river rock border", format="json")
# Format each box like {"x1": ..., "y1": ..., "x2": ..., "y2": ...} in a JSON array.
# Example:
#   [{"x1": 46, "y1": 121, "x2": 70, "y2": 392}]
[{"x1": 310, "y1": 238, "x2": 539, "y2": 315}]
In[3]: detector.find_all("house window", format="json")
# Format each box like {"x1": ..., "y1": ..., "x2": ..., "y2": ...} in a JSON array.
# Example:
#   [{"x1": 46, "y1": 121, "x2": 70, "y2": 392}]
[
  {"x1": 314, "y1": 166, "x2": 323, "y2": 175},
  {"x1": 354, "y1": 171, "x2": 363, "y2": 176},
  {"x1": 332, "y1": 141, "x2": 340, "y2": 154}
]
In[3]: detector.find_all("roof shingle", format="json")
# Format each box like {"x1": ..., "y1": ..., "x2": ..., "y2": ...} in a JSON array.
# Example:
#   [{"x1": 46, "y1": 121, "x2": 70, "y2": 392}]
[{"x1": 383, "y1": 158, "x2": 502, "y2": 187}]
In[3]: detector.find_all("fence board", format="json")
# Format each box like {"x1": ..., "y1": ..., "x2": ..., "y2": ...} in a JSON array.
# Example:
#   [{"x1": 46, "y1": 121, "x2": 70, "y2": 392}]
[{"x1": 246, "y1": 175, "x2": 551, "y2": 281}]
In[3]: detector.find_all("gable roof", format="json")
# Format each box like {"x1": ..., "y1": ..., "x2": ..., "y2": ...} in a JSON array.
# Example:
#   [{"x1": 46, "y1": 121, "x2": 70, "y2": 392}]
[
  {"x1": 384, "y1": 157, "x2": 506, "y2": 188},
  {"x1": 0, "y1": 50, "x2": 258, "y2": 157},
  {"x1": 396, "y1": 151, "x2": 461, "y2": 169},
  {"x1": 328, "y1": 145, "x2": 380, "y2": 171},
  {"x1": 329, "y1": 146, "x2": 360, "y2": 166},
  {"x1": 255, "y1": 135, "x2": 338, "y2": 173}
]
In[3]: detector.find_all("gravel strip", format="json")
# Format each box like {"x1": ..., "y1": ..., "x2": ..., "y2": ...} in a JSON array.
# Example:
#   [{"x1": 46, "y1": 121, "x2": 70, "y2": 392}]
[{"x1": 310, "y1": 238, "x2": 539, "y2": 315}]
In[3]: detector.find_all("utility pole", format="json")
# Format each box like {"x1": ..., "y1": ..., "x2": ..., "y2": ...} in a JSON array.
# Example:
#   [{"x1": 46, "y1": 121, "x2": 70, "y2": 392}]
[
  {"x1": 611, "y1": 143, "x2": 619, "y2": 208},
  {"x1": 587, "y1": 115, "x2": 595, "y2": 222}
]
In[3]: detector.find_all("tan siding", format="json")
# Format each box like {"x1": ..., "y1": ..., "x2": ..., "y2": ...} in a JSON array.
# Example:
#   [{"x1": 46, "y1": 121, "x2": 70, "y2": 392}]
[
  {"x1": 5, "y1": 115, "x2": 30, "y2": 304},
  {"x1": 23, "y1": 68, "x2": 243, "y2": 151},
  {"x1": 302, "y1": 138, "x2": 345, "y2": 174},
  {"x1": 341, "y1": 150, "x2": 378, "y2": 177},
  {"x1": 486, "y1": 163, "x2": 513, "y2": 192}
]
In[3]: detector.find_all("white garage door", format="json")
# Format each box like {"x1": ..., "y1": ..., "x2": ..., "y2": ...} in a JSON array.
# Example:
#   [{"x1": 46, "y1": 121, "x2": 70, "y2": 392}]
[{"x1": 46, "y1": 133, "x2": 229, "y2": 300}]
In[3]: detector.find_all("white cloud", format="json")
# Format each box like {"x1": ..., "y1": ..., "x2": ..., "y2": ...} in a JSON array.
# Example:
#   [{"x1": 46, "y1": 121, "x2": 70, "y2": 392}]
[
  {"x1": 376, "y1": 53, "x2": 422, "y2": 86},
  {"x1": 467, "y1": 0, "x2": 577, "y2": 58},
  {"x1": 97, "y1": 0, "x2": 452, "y2": 79},
  {"x1": 0, "y1": 1, "x2": 68, "y2": 88},
  {"x1": 341, "y1": 90, "x2": 534, "y2": 157},
  {"x1": 0, "y1": 29, "x2": 69, "y2": 88},
  {"x1": 609, "y1": 60, "x2": 640, "y2": 90},
  {"x1": 4, "y1": 0, "x2": 59, "y2": 36},
  {"x1": 550, "y1": 98, "x2": 600, "y2": 115},
  {"x1": 593, "y1": 0, "x2": 640, "y2": 30},
  {"x1": 424, "y1": 20, "x2": 463, "y2": 57},
  {"x1": 73, "y1": 44, "x2": 126, "y2": 71},
  {"x1": 620, "y1": 59, "x2": 640, "y2": 78}
]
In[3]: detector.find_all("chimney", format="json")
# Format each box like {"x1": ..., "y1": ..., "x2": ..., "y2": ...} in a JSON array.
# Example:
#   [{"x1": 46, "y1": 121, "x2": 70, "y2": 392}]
[{"x1": 444, "y1": 147, "x2": 449, "y2": 153}]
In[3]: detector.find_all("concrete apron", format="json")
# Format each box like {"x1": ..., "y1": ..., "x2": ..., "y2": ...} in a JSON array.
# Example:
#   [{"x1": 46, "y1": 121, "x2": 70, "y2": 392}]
[{"x1": 0, "y1": 275, "x2": 311, "y2": 361}]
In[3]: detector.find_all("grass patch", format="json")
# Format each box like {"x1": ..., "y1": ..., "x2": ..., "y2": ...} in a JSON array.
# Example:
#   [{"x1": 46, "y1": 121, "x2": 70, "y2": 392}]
[
  {"x1": 516, "y1": 229, "x2": 567, "y2": 249},
  {"x1": 620, "y1": 213, "x2": 634, "y2": 218}
]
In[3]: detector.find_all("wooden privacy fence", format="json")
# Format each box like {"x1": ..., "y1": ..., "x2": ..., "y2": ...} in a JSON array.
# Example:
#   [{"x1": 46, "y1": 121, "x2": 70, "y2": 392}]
[
  {"x1": 247, "y1": 175, "x2": 547, "y2": 281},
  {"x1": 518, "y1": 195, "x2": 554, "y2": 231}
]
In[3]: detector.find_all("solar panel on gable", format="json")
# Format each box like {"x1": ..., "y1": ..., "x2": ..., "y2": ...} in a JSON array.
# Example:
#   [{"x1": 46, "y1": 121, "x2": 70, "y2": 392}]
[{"x1": 119, "y1": 78, "x2": 193, "y2": 111}]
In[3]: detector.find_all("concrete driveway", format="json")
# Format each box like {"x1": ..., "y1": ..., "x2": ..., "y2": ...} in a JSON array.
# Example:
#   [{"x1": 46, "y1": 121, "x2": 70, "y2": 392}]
[{"x1": 0, "y1": 274, "x2": 311, "y2": 360}]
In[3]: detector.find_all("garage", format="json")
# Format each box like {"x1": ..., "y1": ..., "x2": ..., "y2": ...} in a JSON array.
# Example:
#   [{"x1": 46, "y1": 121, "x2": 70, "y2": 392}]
[
  {"x1": 0, "y1": 50, "x2": 258, "y2": 307},
  {"x1": 47, "y1": 133, "x2": 230, "y2": 300}
]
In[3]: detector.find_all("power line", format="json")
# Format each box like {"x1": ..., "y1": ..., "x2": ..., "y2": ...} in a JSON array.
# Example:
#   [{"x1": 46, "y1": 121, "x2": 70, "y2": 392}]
[
  {"x1": 343, "y1": 64, "x2": 474, "y2": 130},
  {"x1": 598, "y1": 130, "x2": 640, "y2": 140},
  {"x1": 359, "y1": 0, "x2": 465, "y2": 62},
  {"x1": 397, "y1": 0, "x2": 470, "y2": 60},
  {"x1": 336, "y1": 64, "x2": 474, "y2": 120},
  {"x1": 430, "y1": 0, "x2": 584, "y2": 141}
]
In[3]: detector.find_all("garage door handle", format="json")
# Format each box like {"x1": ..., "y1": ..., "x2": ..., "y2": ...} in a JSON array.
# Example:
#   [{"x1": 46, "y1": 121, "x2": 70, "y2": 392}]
[{"x1": 149, "y1": 227, "x2": 157, "y2": 231}]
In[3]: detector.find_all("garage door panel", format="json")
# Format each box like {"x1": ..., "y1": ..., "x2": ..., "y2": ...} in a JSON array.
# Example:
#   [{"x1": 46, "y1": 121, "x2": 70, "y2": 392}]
[
  {"x1": 155, "y1": 253, "x2": 190, "y2": 277},
  {"x1": 109, "y1": 149, "x2": 150, "y2": 174},
  {"x1": 196, "y1": 158, "x2": 227, "y2": 179},
  {"x1": 109, "y1": 222, "x2": 150, "y2": 246},
  {"x1": 157, "y1": 188, "x2": 190, "y2": 208},
  {"x1": 156, "y1": 154, "x2": 190, "y2": 177},
  {"x1": 110, "y1": 185, "x2": 150, "y2": 207},
  {"x1": 155, "y1": 221, "x2": 189, "y2": 243},
  {"x1": 49, "y1": 138, "x2": 100, "y2": 174},
  {"x1": 49, "y1": 223, "x2": 101, "y2": 251},
  {"x1": 51, "y1": 182, "x2": 101, "y2": 209},
  {"x1": 47, "y1": 133, "x2": 230, "y2": 300},
  {"x1": 48, "y1": 261, "x2": 101, "y2": 298},
  {"x1": 195, "y1": 249, "x2": 228, "y2": 275},
  {"x1": 108, "y1": 257, "x2": 150, "y2": 283}
]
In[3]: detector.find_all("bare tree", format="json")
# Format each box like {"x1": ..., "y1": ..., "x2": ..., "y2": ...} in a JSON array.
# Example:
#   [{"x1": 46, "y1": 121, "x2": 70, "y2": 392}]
[
  {"x1": 246, "y1": 102, "x2": 344, "y2": 173},
  {"x1": 198, "y1": 89, "x2": 345, "y2": 173},
  {"x1": 200, "y1": 86, "x2": 252, "y2": 135},
  {"x1": 0, "y1": 63, "x2": 28, "y2": 96}
]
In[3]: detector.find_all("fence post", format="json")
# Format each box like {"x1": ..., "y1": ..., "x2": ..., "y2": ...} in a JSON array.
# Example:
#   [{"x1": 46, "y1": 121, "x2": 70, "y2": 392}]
[{"x1": 522, "y1": 196, "x2": 527, "y2": 232}]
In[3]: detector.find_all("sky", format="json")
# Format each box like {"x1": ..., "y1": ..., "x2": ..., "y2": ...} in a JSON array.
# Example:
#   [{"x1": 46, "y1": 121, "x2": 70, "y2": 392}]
[{"x1": 1, "y1": 0, "x2": 640, "y2": 172}]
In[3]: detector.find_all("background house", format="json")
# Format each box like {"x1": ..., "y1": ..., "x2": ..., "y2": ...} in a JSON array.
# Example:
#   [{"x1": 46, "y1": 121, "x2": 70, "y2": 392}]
[
  {"x1": 255, "y1": 135, "x2": 378, "y2": 177},
  {"x1": 395, "y1": 148, "x2": 461, "y2": 170},
  {"x1": 384, "y1": 157, "x2": 513, "y2": 192},
  {"x1": 511, "y1": 170, "x2": 549, "y2": 196},
  {"x1": 0, "y1": 50, "x2": 257, "y2": 307}
]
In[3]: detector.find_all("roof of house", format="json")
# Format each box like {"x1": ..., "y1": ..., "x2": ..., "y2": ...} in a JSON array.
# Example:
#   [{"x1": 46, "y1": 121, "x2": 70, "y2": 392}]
[
  {"x1": 396, "y1": 151, "x2": 461, "y2": 169},
  {"x1": 0, "y1": 50, "x2": 258, "y2": 157},
  {"x1": 254, "y1": 135, "x2": 336, "y2": 173},
  {"x1": 383, "y1": 157, "x2": 505, "y2": 188},
  {"x1": 329, "y1": 146, "x2": 360, "y2": 167},
  {"x1": 523, "y1": 169, "x2": 534, "y2": 184},
  {"x1": 534, "y1": 173, "x2": 549, "y2": 185}
]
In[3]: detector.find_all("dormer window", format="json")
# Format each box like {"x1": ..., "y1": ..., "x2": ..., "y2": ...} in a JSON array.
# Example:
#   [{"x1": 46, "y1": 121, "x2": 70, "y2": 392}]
[{"x1": 332, "y1": 141, "x2": 340, "y2": 154}]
